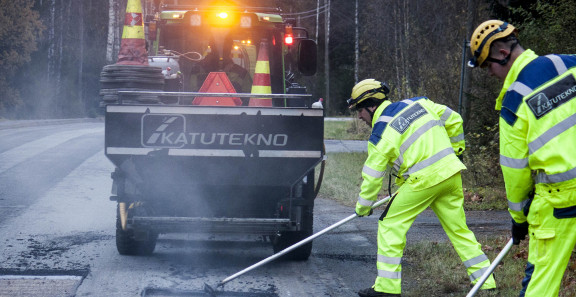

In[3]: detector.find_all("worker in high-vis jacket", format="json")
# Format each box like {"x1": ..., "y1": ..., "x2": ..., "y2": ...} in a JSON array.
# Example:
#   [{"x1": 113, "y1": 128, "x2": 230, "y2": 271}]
[
  {"x1": 349, "y1": 79, "x2": 496, "y2": 297},
  {"x1": 468, "y1": 20, "x2": 576, "y2": 297}
]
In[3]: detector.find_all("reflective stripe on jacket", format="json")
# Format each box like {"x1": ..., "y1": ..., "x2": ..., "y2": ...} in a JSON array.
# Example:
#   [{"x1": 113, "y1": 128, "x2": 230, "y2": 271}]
[
  {"x1": 498, "y1": 50, "x2": 576, "y2": 223},
  {"x1": 355, "y1": 97, "x2": 466, "y2": 215}
]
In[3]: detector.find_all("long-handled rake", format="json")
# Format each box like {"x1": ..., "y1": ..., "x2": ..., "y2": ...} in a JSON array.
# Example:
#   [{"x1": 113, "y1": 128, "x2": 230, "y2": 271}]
[
  {"x1": 466, "y1": 238, "x2": 514, "y2": 297},
  {"x1": 204, "y1": 194, "x2": 395, "y2": 296}
]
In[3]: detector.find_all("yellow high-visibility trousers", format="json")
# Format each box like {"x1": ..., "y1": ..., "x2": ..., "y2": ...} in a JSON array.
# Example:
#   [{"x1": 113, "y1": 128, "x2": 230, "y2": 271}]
[
  {"x1": 373, "y1": 172, "x2": 496, "y2": 294},
  {"x1": 521, "y1": 195, "x2": 576, "y2": 297}
]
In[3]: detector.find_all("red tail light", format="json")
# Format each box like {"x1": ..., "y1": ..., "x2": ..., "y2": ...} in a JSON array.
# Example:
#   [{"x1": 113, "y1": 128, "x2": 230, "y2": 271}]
[{"x1": 285, "y1": 24, "x2": 294, "y2": 46}]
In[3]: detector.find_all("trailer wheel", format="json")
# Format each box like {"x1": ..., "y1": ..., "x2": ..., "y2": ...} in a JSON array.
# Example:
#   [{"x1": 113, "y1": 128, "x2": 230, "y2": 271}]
[
  {"x1": 272, "y1": 205, "x2": 314, "y2": 261},
  {"x1": 115, "y1": 205, "x2": 157, "y2": 256}
]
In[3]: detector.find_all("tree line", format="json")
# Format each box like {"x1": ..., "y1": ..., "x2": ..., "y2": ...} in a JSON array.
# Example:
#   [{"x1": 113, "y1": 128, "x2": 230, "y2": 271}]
[{"x1": 1, "y1": 0, "x2": 575, "y2": 128}]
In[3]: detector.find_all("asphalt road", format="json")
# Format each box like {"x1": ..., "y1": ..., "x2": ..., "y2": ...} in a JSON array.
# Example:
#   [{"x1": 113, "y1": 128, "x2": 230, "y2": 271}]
[{"x1": 0, "y1": 119, "x2": 510, "y2": 297}]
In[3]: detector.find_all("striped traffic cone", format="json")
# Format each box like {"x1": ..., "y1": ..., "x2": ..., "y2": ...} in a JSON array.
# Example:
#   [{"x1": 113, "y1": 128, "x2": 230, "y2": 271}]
[
  {"x1": 117, "y1": 0, "x2": 148, "y2": 65},
  {"x1": 249, "y1": 40, "x2": 272, "y2": 106}
]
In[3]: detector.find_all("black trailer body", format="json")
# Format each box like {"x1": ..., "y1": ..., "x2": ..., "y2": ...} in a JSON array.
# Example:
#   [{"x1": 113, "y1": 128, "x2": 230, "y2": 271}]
[{"x1": 105, "y1": 104, "x2": 323, "y2": 259}]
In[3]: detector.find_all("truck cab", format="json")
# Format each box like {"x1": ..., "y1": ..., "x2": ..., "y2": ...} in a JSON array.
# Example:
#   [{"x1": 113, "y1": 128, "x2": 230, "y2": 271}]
[{"x1": 147, "y1": 0, "x2": 317, "y2": 106}]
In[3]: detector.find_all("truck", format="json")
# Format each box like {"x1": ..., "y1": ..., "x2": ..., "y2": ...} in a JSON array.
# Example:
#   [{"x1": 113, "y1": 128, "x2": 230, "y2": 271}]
[{"x1": 100, "y1": 0, "x2": 324, "y2": 260}]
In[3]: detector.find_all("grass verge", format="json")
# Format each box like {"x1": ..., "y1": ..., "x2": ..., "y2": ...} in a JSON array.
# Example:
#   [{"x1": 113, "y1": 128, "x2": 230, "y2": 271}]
[
  {"x1": 324, "y1": 118, "x2": 371, "y2": 140},
  {"x1": 401, "y1": 236, "x2": 576, "y2": 296},
  {"x1": 322, "y1": 118, "x2": 507, "y2": 211},
  {"x1": 316, "y1": 152, "x2": 392, "y2": 207},
  {"x1": 316, "y1": 152, "x2": 508, "y2": 211}
]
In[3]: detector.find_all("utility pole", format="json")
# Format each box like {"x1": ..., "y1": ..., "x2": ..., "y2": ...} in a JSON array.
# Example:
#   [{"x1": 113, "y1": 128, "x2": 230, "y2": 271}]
[
  {"x1": 324, "y1": 0, "x2": 330, "y2": 113},
  {"x1": 458, "y1": 40, "x2": 469, "y2": 119},
  {"x1": 354, "y1": 0, "x2": 359, "y2": 84},
  {"x1": 461, "y1": 0, "x2": 479, "y2": 127},
  {"x1": 315, "y1": 0, "x2": 320, "y2": 43}
]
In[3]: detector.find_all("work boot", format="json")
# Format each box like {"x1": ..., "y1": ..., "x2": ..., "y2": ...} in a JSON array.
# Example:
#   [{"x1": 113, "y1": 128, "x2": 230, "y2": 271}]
[{"x1": 358, "y1": 287, "x2": 400, "y2": 297}]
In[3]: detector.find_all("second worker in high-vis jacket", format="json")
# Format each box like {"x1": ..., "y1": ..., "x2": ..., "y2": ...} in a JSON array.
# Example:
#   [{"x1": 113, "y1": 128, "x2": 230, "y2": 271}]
[{"x1": 469, "y1": 20, "x2": 576, "y2": 297}]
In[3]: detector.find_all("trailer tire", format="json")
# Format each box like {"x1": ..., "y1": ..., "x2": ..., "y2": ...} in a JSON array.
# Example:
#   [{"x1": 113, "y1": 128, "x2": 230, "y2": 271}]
[
  {"x1": 115, "y1": 205, "x2": 157, "y2": 256},
  {"x1": 99, "y1": 64, "x2": 164, "y2": 106}
]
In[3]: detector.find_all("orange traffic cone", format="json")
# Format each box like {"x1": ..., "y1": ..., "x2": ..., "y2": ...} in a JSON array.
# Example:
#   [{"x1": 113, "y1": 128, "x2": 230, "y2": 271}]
[
  {"x1": 249, "y1": 41, "x2": 272, "y2": 106},
  {"x1": 117, "y1": 0, "x2": 148, "y2": 65}
]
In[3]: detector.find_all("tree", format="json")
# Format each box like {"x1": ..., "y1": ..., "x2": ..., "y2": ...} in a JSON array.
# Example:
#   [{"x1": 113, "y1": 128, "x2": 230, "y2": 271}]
[
  {"x1": 9, "y1": 0, "x2": 110, "y2": 119},
  {"x1": 0, "y1": 0, "x2": 43, "y2": 116},
  {"x1": 107, "y1": 0, "x2": 126, "y2": 64},
  {"x1": 5, "y1": 0, "x2": 573, "y2": 121},
  {"x1": 508, "y1": 0, "x2": 576, "y2": 54},
  {"x1": 106, "y1": 0, "x2": 118, "y2": 64}
]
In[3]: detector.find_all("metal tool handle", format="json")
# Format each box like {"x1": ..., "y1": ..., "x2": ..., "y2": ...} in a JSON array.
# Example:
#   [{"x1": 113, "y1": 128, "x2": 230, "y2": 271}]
[
  {"x1": 466, "y1": 238, "x2": 514, "y2": 297},
  {"x1": 217, "y1": 195, "x2": 394, "y2": 287}
]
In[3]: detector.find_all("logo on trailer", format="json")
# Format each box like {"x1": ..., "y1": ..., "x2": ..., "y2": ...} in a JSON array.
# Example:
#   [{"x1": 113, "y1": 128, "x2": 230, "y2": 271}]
[
  {"x1": 142, "y1": 114, "x2": 186, "y2": 148},
  {"x1": 141, "y1": 114, "x2": 290, "y2": 148}
]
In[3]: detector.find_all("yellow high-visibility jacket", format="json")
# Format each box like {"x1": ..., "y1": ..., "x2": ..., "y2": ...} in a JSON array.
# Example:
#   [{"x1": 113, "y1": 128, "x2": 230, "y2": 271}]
[
  {"x1": 355, "y1": 97, "x2": 466, "y2": 215},
  {"x1": 497, "y1": 50, "x2": 576, "y2": 224}
]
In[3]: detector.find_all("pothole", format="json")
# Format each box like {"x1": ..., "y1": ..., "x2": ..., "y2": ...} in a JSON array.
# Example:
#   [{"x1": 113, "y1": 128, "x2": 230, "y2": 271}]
[
  {"x1": 0, "y1": 269, "x2": 87, "y2": 297},
  {"x1": 0, "y1": 275, "x2": 83, "y2": 297},
  {"x1": 142, "y1": 287, "x2": 279, "y2": 297}
]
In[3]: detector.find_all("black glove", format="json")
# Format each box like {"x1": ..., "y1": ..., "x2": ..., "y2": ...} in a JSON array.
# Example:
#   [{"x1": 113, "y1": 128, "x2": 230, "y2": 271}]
[
  {"x1": 511, "y1": 220, "x2": 529, "y2": 245},
  {"x1": 523, "y1": 191, "x2": 534, "y2": 216},
  {"x1": 356, "y1": 208, "x2": 373, "y2": 217},
  {"x1": 457, "y1": 154, "x2": 464, "y2": 162}
]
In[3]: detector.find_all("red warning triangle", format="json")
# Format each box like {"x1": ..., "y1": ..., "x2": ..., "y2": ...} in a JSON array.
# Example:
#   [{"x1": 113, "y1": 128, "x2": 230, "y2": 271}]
[{"x1": 192, "y1": 72, "x2": 243, "y2": 106}]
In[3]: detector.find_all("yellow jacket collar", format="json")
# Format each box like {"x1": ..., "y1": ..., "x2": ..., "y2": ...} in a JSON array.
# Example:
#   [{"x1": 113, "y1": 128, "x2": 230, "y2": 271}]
[
  {"x1": 495, "y1": 49, "x2": 538, "y2": 110},
  {"x1": 371, "y1": 100, "x2": 392, "y2": 127}
]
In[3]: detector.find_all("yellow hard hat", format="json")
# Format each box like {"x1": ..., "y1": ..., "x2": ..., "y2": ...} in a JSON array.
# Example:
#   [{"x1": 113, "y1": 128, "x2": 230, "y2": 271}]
[
  {"x1": 468, "y1": 20, "x2": 517, "y2": 68},
  {"x1": 347, "y1": 79, "x2": 390, "y2": 110}
]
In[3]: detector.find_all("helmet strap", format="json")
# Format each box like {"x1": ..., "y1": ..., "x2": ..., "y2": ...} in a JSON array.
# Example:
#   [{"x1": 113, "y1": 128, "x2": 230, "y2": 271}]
[{"x1": 486, "y1": 40, "x2": 518, "y2": 66}]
